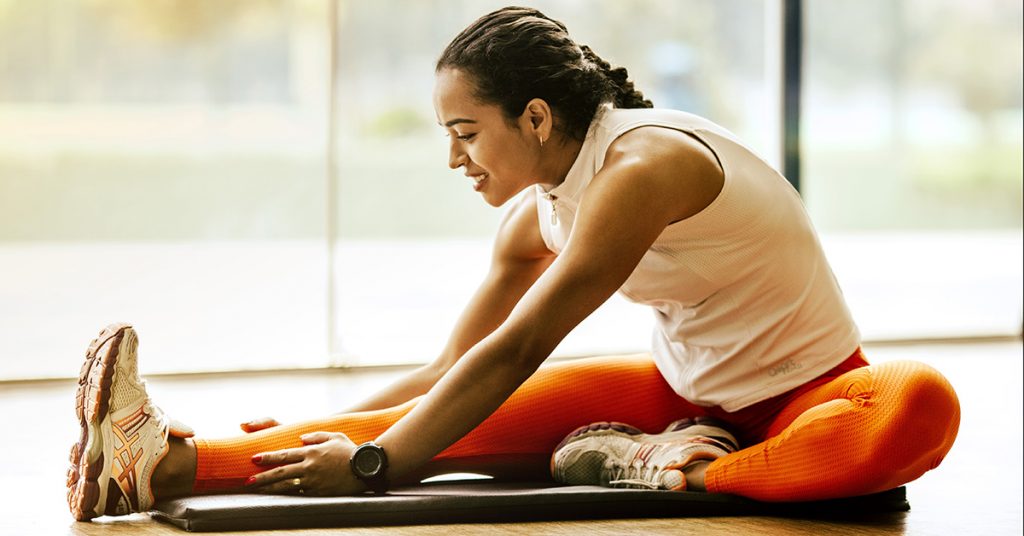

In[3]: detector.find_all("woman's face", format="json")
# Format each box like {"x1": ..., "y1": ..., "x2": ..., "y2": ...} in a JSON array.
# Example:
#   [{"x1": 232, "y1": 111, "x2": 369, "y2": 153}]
[{"x1": 433, "y1": 68, "x2": 541, "y2": 207}]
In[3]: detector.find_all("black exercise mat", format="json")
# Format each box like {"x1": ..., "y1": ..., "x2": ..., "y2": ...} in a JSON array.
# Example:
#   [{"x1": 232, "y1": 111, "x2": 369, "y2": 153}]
[{"x1": 151, "y1": 481, "x2": 909, "y2": 532}]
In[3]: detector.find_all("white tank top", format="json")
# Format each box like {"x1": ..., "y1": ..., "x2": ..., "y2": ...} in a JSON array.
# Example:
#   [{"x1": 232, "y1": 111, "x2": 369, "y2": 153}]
[{"x1": 534, "y1": 106, "x2": 860, "y2": 411}]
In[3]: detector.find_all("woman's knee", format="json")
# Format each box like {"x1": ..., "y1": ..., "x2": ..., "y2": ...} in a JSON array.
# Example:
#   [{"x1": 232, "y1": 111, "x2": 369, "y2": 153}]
[
  {"x1": 886, "y1": 361, "x2": 959, "y2": 419},
  {"x1": 873, "y1": 360, "x2": 960, "y2": 463}
]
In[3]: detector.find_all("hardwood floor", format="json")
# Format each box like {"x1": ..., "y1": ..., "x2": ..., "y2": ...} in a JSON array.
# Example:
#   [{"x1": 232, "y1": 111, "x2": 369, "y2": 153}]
[{"x1": 2, "y1": 341, "x2": 1020, "y2": 535}]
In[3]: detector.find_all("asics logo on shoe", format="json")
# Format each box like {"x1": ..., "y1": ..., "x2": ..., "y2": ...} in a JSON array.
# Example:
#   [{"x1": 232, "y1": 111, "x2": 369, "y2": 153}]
[{"x1": 111, "y1": 405, "x2": 152, "y2": 512}]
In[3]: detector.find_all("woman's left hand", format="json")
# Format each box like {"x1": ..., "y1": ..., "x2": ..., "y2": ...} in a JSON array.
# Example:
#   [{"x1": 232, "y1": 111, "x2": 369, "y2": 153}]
[{"x1": 247, "y1": 431, "x2": 366, "y2": 496}]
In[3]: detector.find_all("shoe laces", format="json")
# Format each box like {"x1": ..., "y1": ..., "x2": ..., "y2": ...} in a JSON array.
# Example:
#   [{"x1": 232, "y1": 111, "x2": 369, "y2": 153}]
[{"x1": 140, "y1": 393, "x2": 170, "y2": 433}]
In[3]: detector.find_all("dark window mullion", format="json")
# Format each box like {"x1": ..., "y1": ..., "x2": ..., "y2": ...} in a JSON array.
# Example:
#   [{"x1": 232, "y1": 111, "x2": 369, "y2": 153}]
[{"x1": 782, "y1": 0, "x2": 803, "y2": 193}]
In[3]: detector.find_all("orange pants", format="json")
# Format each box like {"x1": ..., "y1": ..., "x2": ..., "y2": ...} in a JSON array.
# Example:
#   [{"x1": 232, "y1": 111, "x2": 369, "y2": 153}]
[{"x1": 193, "y1": 350, "x2": 960, "y2": 501}]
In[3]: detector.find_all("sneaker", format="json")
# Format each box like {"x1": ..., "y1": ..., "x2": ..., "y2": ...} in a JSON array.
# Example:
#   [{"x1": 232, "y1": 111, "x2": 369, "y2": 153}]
[
  {"x1": 551, "y1": 417, "x2": 740, "y2": 491},
  {"x1": 66, "y1": 323, "x2": 178, "y2": 520}
]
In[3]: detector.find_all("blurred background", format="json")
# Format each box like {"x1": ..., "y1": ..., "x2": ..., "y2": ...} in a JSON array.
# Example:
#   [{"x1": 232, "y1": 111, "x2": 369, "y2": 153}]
[{"x1": 0, "y1": 0, "x2": 1020, "y2": 379}]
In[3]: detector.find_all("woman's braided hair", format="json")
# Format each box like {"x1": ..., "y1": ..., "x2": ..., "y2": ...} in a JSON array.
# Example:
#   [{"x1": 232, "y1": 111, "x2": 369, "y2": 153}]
[{"x1": 437, "y1": 6, "x2": 652, "y2": 140}]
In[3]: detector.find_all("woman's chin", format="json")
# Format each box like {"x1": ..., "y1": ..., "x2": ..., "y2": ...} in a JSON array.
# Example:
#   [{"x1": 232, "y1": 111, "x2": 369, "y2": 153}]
[
  {"x1": 478, "y1": 186, "x2": 509, "y2": 207},
  {"x1": 480, "y1": 193, "x2": 504, "y2": 207},
  {"x1": 477, "y1": 180, "x2": 529, "y2": 207}
]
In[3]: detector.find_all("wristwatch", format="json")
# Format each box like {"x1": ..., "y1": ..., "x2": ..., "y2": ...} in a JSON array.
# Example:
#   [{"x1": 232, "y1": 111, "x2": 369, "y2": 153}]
[{"x1": 350, "y1": 441, "x2": 389, "y2": 494}]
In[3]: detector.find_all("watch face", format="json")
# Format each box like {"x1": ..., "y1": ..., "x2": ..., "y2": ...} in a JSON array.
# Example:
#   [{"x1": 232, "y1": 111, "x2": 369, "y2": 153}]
[{"x1": 354, "y1": 448, "x2": 384, "y2": 477}]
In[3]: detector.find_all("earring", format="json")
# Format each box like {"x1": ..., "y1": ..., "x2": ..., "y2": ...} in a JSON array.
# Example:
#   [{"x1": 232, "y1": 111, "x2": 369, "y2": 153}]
[{"x1": 539, "y1": 137, "x2": 545, "y2": 148}]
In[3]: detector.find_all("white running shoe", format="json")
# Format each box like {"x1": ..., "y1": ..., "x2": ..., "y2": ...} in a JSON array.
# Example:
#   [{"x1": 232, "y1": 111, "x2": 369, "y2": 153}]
[
  {"x1": 66, "y1": 323, "x2": 189, "y2": 520},
  {"x1": 551, "y1": 418, "x2": 740, "y2": 491}
]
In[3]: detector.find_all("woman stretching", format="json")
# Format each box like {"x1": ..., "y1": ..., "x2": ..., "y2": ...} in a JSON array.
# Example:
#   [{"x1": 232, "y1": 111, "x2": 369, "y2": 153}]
[{"x1": 67, "y1": 6, "x2": 959, "y2": 520}]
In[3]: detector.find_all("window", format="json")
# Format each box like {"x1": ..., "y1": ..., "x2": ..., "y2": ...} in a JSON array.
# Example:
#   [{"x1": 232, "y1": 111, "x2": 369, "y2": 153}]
[
  {"x1": 2, "y1": 1, "x2": 1018, "y2": 380},
  {"x1": 0, "y1": 0, "x2": 330, "y2": 378},
  {"x1": 804, "y1": 0, "x2": 1023, "y2": 340}
]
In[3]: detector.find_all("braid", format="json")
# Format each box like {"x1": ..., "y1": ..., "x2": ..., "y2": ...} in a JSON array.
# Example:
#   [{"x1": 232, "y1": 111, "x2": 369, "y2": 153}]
[{"x1": 580, "y1": 45, "x2": 653, "y2": 109}]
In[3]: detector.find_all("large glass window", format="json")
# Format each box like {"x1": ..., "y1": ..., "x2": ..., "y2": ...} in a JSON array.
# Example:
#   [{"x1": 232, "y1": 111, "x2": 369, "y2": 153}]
[
  {"x1": 804, "y1": 0, "x2": 1023, "y2": 340},
  {"x1": 0, "y1": 0, "x2": 330, "y2": 378},
  {"x1": 0, "y1": 0, "x2": 779, "y2": 377},
  {"x1": 3, "y1": 1, "x2": 1019, "y2": 380}
]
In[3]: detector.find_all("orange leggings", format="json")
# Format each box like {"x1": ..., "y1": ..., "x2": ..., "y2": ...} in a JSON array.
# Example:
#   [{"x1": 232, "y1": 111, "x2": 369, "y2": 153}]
[{"x1": 193, "y1": 350, "x2": 960, "y2": 501}]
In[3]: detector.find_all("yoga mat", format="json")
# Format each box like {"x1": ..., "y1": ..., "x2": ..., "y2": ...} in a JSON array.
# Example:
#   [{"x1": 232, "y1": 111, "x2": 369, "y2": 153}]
[{"x1": 151, "y1": 481, "x2": 909, "y2": 531}]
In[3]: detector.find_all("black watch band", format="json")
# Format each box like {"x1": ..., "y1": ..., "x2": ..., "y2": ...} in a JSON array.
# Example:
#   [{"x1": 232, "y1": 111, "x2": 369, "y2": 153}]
[{"x1": 350, "y1": 441, "x2": 389, "y2": 494}]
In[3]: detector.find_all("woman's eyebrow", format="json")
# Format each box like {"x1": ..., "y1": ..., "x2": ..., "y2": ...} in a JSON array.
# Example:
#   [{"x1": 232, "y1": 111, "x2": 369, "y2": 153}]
[{"x1": 441, "y1": 118, "x2": 478, "y2": 127}]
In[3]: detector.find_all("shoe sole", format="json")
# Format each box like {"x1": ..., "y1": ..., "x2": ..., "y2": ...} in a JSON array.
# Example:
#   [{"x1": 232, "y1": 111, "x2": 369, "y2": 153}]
[{"x1": 67, "y1": 323, "x2": 132, "y2": 521}]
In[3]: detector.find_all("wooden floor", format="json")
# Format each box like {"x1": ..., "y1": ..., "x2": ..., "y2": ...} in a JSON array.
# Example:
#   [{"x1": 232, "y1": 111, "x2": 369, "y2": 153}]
[{"x1": 1, "y1": 341, "x2": 1020, "y2": 535}]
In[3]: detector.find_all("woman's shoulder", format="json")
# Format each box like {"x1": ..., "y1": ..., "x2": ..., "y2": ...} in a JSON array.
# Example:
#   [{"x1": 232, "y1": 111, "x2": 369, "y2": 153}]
[
  {"x1": 596, "y1": 125, "x2": 724, "y2": 225},
  {"x1": 600, "y1": 106, "x2": 723, "y2": 175},
  {"x1": 591, "y1": 107, "x2": 732, "y2": 170},
  {"x1": 599, "y1": 107, "x2": 724, "y2": 135}
]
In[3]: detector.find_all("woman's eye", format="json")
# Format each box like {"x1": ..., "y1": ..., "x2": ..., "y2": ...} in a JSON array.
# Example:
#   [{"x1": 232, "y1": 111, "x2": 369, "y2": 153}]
[{"x1": 443, "y1": 131, "x2": 476, "y2": 141}]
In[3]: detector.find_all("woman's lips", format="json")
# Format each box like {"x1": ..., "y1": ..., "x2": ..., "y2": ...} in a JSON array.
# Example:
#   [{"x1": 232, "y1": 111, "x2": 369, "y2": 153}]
[{"x1": 470, "y1": 173, "x2": 488, "y2": 191}]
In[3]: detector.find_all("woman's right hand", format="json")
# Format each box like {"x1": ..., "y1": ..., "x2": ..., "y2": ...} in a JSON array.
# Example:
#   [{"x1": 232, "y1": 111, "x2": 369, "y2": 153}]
[{"x1": 240, "y1": 417, "x2": 280, "y2": 433}]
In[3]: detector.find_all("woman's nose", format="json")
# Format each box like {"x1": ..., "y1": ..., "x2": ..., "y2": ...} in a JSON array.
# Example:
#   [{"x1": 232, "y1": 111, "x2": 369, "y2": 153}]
[{"x1": 448, "y1": 140, "x2": 466, "y2": 169}]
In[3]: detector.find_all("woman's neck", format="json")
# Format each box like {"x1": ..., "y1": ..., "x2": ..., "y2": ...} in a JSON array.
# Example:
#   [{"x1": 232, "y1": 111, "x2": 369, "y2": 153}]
[{"x1": 539, "y1": 134, "x2": 584, "y2": 188}]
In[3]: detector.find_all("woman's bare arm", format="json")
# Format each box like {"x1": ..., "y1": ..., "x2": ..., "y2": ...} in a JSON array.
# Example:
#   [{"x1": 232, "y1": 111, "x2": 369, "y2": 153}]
[{"x1": 343, "y1": 193, "x2": 555, "y2": 413}]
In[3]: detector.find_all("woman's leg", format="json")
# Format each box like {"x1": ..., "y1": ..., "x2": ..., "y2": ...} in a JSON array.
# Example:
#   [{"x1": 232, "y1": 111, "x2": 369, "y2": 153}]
[
  {"x1": 185, "y1": 353, "x2": 708, "y2": 494},
  {"x1": 704, "y1": 360, "x2": 960, "y2": 501}
]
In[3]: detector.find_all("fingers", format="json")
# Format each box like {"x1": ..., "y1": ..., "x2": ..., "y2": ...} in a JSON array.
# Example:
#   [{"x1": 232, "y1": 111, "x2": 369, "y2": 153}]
[
  {"x1": 252, "y1": 446, "x2": 306, "y2": 466},
  {"x1": 245, "y1": 464, "x2": 304, "y2": 492},
  {"x1": 240, "y1": 417, "x2": 280, "y2": 433},
  {"x1": 253, "y1": 477, "x2": 307, "y2": 495},
  {"x1": 300, "y1": 431, "x2": 347, "y2": 445},
  {"x1": 168, "y1": 419, "x2": 195, "y2": 438}
]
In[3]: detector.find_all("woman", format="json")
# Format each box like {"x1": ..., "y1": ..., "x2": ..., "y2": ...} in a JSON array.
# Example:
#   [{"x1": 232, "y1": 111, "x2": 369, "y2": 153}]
[{"x1": 67, "y1": 6, "x2": 959, "y2": 521}]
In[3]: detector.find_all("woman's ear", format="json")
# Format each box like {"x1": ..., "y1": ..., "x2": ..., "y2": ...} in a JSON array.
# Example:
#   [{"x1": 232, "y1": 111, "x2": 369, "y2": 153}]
[{"x1": 521, "y1": 98, "x2": 553, "y2": 142}]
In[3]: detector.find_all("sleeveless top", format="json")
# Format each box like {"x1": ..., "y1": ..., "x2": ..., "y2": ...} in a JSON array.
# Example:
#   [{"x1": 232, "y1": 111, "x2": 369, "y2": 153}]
[{"x1": 533, "y1": 106, "x2": 860, "y2": 411}]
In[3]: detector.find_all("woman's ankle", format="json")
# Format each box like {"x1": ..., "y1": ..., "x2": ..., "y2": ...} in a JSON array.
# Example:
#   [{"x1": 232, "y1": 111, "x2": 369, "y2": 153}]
[
  {"x1": 683, "y1": 460, "x2": 710, "y2": 492},
  {"x1": 152, "y1": 437, "x2": 198, "y2": 499}
]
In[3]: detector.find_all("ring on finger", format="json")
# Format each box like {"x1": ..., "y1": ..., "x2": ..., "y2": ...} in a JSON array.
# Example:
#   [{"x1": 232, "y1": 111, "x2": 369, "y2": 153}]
[{"x1": 291, "y1": 477, "x2": 304, "y2": 494}]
